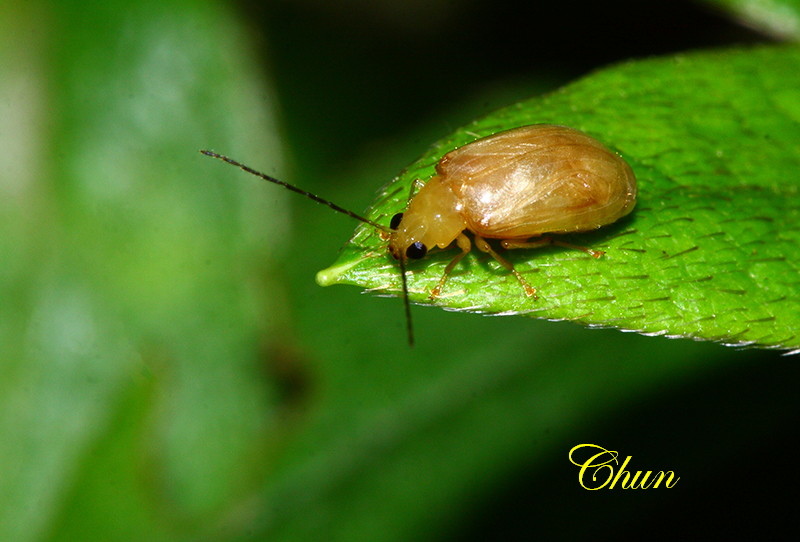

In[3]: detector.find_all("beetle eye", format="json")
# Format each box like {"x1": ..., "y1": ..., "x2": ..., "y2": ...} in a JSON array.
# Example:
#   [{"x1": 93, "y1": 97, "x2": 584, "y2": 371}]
[
  {"x1": 390, "y1": 213, "x2": 403, "y2": 230},
  {"x1": 405, "y1": 242, "x2": 427, "y2": 259}
]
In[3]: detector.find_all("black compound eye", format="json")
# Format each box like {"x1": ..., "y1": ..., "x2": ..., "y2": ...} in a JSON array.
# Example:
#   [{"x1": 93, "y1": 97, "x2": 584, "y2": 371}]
[
  {"x1": 405, "y1": 242, "x2": 427, "y2": 259},
  {"x1": 390, "y1": 212, "x2": 403, "y2": 230}
]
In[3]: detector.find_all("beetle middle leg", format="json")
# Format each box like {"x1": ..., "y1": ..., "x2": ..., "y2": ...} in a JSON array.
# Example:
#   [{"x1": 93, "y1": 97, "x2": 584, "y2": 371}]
[
  {"x1": 474, "y1": 235, "x2": 537, "y2": 298},
  {"x1": 501, "y1": 237, "x2": 604, "y2": 258}
]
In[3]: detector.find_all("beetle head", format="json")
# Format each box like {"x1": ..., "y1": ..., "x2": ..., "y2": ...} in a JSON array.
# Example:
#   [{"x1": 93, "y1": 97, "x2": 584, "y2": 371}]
[{"x1": 388, "y1": 176, "x2": 466, "y2": 261}]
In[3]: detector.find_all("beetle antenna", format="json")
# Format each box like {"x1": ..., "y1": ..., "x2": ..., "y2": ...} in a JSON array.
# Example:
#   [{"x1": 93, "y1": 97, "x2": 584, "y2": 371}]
[
  {"x1": 397, "y1": 256, "x2": 415, "y2": 347},
  {"x1": 202, "y1": 149, "x2": 414, "y2": 345},
  {"x1": 200, "y1": 150, "x2": 390, "y2": 232}
]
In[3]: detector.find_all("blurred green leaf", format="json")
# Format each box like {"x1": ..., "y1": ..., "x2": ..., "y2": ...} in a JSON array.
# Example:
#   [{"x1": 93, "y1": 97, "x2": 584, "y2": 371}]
[
  {"x1": 0, "y1": 1, "x2": 283, "y2": 539},
  {"x1": 699, "y1": 0, "x2": 800, "y2": 39},
  {"x1": 319, "y1": 45, "x2": 800, "y2": 353}
]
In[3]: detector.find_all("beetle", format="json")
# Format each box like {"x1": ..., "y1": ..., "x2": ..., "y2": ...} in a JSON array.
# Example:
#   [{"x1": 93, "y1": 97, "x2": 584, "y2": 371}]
[
  {"x1": 387, "y1": 124, "x2": 637, "y2": 299},
  {"x1": 202, "y1": 124, "x2": 637, "y2": 345}
]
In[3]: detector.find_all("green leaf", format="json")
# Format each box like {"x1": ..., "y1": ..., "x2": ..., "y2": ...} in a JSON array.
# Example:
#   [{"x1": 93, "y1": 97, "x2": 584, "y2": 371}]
[{"x1": 319, "y1": 45, "x2": 800, "y2": 353}]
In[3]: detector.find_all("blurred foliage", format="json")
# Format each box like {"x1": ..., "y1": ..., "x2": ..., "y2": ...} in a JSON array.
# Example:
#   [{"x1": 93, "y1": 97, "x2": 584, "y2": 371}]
[
  {"x1": 0, "y1": 1, "x2": 799, "y2": 541},
  {"x1": 704, "y1": 0, "x2": 800, "y2": 38}
]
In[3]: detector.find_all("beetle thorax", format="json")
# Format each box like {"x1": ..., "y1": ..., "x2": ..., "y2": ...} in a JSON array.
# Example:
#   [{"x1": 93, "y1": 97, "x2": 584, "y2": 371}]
[{"x1": 389, "y1": 175, "x2": 467, "y2": 259}]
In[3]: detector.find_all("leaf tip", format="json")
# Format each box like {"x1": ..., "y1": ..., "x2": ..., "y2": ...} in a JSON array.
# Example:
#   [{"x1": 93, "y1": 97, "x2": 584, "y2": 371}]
[{"x1": 316, "y1": 260, "x2": 359, "y2": 287}]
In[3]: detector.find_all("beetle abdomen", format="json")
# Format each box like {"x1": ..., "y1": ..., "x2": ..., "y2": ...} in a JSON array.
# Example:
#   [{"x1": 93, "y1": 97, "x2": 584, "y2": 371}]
[{"x1": 438, "y1": 125, "x2": 637, "y2": 238}]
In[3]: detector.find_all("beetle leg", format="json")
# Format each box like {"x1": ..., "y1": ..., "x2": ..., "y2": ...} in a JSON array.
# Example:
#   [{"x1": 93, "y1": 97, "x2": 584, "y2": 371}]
[
  {"x1": 501, "y1": 237, "x2": 604, "y2": 258},
  {"x1": 430, "y1": 233, "x2": 471, "y2": 299},
  {"x1": 474, "y1": 235, "x2": 537, "y2": 298}
]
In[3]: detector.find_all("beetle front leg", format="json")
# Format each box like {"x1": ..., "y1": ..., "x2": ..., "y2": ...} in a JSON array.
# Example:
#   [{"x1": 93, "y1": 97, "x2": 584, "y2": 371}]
[{"x1": 430, "y1": 233, "x2": 471, "y2": 299}]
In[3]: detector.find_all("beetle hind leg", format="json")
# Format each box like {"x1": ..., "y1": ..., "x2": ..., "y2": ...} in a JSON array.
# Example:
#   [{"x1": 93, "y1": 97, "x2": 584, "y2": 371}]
[
  {"x1": 501, "y1": 237, "x2": 604, "y2": 258},
  {"x1": 474, "y1": 235, "x2": 537, "y2": 298}
]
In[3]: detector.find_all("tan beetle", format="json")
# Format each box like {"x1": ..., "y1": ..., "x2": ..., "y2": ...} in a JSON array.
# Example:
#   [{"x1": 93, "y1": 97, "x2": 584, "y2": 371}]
[
  {"x1": 387, "y1": 124, "x2": 637, "y2": 299},
  {"x1": 202, "y1": 124, "x2": 637, "y2": 345}
]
